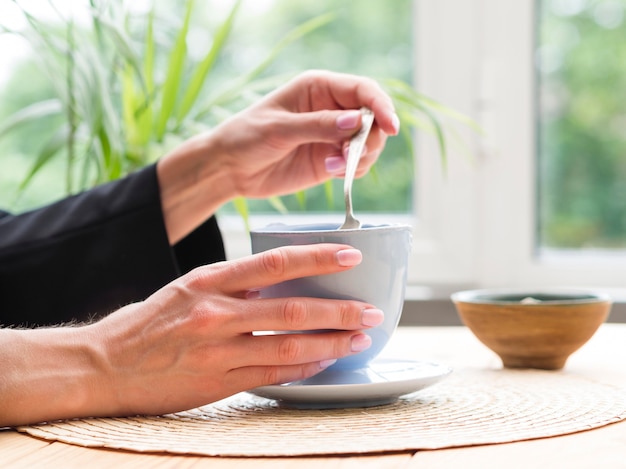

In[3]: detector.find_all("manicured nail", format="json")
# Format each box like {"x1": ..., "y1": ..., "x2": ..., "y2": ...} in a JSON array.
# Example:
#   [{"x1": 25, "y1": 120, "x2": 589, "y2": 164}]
[
  {"x1": 336, "y1": 248, "x2": 362, "y2": 267},
  {"x1": 246, "y1": 289, "x2": 261, "y2": 300},
  {"x1": 391, "y1": 113, "x2": 400, "y2": 134},
  {"x1": 319, "y1": 359, "x2": 337, "y2": 369},
  {"x1": 325, "y1": 156, "x2": 346, "y2": 173},
  {"x1": 337, "y1": 110, "x2": 361, "y2": 130},
  {"x1": 342, "y1": 143, "x2": 367, "y2": 157},
  {"x1": 361, "y1": 308, "x2": 384, "y2": 327},
  {"x1": 351, "y1": 333, "x2": 372, "y2": 352}
]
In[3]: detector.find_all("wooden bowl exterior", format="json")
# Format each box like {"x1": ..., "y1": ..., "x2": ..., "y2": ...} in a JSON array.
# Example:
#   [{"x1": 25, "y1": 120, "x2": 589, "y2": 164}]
[{"x1": 454, "y1": 300, "x2": 612, "y2": 370}]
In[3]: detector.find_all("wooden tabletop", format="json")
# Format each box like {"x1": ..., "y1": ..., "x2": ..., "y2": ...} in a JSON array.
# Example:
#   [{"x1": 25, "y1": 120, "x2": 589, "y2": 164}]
[{"x1": 3, "y1": 324, "x2": 626, "y2": 469}]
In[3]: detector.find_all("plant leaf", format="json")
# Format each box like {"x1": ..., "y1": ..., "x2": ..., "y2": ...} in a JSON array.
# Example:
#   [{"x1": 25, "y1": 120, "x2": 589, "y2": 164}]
[
  {"x1": 122, "y1": 63, "x2": 140, "y2": 145},
  {"x1": 206, "y1": 13, "x2": 335, "y2": 110},
  {"x1": 385, "y1": 78, "x2": 483, "y2": 133},
  {"x1": 268, "y1": 196, "x2": 288, "y2": 214},
  {"x1": 412, "y1": 100, "x2": 448, "y2": 171},
  {"x1": 294, "y1": 190, "x2": 306, "y2": 209},
  {"x1": 136, "y1": 8, "x2": 155, "y2": 148},
  {"x1": 18, "y1": 125, "x2": 68, "y2": 192},
  {"x1": 244, "y1": 12, "x2": 335, "y2": 83},
  {"x1": 194, "y1": 72, "x2": 292, "y2": 122},
  {"x1": 392, "y1": 92, "x2": 448, "y2": 170},
  {"x1": 91, "y1": 12, "x2": 147, "y2": 95},
  {"x1": 323, "y1": 181, "x2": 333, "y2": 210},
  {"x1": 0, "y1": 100, "x2": 63, "y2": 139},
  {"x1": 176, "y1": 0, "x2": 242, "y2": 124},
  {"x1": 397, "y1": 109, "x2": 417, "y2": 159},
  {"x1": 155, "y1": 0, "x2": 194, "y2": 140},
  {"x1": 232, "y1": 196, "x2": 250, "y2": 232}
]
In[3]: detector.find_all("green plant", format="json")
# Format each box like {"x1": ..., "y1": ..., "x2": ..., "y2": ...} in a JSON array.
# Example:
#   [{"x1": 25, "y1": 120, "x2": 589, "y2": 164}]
[{"x1": 0, "y1": 0, "x2": 479, "y2": 225}]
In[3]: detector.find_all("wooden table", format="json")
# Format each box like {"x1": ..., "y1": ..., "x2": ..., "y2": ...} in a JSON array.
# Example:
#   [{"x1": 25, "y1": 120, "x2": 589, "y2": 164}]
[{"x1": 2, "y1": 324, "x2": 626, "y2": 468}]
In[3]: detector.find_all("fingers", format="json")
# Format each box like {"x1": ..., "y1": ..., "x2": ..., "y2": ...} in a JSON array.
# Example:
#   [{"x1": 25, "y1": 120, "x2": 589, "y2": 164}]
[
  {"x1": 270, "y1": 109, "x2": 393, "y2": 149},
  {"x1": 238, "y1": 297, "x2": 384, "y2": 334},
  {"x1": 225, "y1": 331, "x2": 373, "y2": 387},
  {"x1": 227, "y1": 361, "x2": 337, "y2": 390},
  {"x1": 232, "y1": 330, "x2": 372, "y2": 368},
  {"x1": 324, "y1": 139, "x2": 384, "y2": 177},
  {"x1": 282, "y1": 70, "x2": 400, "y2": 136},
  {"x1": 230, "y1": 361, "x2": 337, "y2": 389},
  {"x1": 180, "y1": 244, "x2": 381, "y2": 333},
  {"x1": 265, "y1": 70, "x2": 399, "y2": 148},
  {"x1": 211, "y1": 244, "x2": 363, "y2": 293}
]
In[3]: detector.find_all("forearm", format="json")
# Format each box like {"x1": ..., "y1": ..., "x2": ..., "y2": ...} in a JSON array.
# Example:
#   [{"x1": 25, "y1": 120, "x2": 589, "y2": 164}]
[
  {"x1": 0, "y1": 326, "x2": 108, "y2": 427},
  {"x1": 157, "y1": 132, "x2": 235, "y2": 245},
  {"x1": 0, "y1": 165, "x2": 184, "y2": 326}
]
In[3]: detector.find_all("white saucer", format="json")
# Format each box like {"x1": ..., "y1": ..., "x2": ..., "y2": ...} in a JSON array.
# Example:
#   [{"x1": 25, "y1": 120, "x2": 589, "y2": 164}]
[{"x1": 248, "y1": 359, "x2": 452, "y2": 409}]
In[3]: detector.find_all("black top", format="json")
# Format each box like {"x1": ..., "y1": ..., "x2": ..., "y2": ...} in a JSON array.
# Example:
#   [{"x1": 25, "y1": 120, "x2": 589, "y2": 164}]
[{"x1": 0, "y1": 164, "x2": 226, "y2": 327}]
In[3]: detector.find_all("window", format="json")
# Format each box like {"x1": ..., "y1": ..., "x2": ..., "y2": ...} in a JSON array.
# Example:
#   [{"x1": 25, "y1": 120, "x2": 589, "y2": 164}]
[
  {"x1": 2, "y1": 0, "x2": 624, "y2": 299},
  {"x1": 390, "y1": 0, "x2": 626, "y2": 298},
  {"x1": 223, "y1": 0, "x2": 626, "y2": 300},
  {"x1": 537, "y1": 0, "x2": 626, "y2": 252}
]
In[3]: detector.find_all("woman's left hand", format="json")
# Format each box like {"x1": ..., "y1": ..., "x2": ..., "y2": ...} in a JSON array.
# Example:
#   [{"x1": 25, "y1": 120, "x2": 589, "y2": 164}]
[
  {"x1": 157, "y1": 70, "x2": 399, "y2": 244},
  {"x1": 211, "y1": 69, "x2": 399, "y2": 199}
]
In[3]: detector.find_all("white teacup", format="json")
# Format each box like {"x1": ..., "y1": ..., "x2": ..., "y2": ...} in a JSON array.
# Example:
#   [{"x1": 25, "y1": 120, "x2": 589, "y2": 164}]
[{"x1": 250, "y1": 222, "x2": 412, "y2": 370}]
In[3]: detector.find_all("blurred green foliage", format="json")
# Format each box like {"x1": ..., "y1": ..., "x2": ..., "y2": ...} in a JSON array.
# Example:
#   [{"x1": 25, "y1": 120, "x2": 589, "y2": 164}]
[
  {"x1": 538, "y1": 0, "x2": 626, "y2": 249},
  {"x1": 1, "y1": 0, "x2": 430, "y2": 216},
  {"x1": 5, "y1": 1, "x2": 623, "y2": 251}
]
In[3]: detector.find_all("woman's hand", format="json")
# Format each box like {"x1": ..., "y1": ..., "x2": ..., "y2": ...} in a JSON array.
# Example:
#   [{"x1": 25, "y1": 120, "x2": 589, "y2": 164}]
[
  {"x1": 0, "y1": 244, "x2": 382, "y2": 426},
  {"x1": 212, "y1": 69, "x2": 400, "y2": 198},
  {"x1": 157, "y1": 70, "x2": 399, "y2": 244}
]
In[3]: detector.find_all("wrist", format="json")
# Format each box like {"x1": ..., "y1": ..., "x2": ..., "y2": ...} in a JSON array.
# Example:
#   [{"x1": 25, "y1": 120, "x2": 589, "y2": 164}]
[
  {"x1": 157, "y1": 131, "x2": 236, "y2": 244},
  {"x1": 0, "y1": 326, "x2": 108, "y2": 426}
]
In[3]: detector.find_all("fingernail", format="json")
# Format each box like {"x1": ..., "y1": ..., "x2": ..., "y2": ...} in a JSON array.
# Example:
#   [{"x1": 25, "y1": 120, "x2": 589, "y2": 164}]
[
  {"x1": 343, "y1": 143, "x2": 367, "y2": 157},
  {"x1": 325, "y1": 156, "x2": 346, "y2": 174},
  {"x1": 246, "y1": 289, "x2": 261, "y2": 300},
  {"x1": 337, "y1": 110, "x2": 361, "y2": 130},
  {"x1": 319, "y1": 359, "x2": 337, "y2": 369},
  {"x1": 391, "y1": 113, "x2": 400, "y2": 134},
  {"x1": 336, "y1": 248, "x2": 362, "y2": 267},
  {"x1": 351, "y1": 333, "x2": 372, "y2": 352},
  {"x1": 361, "y1": 308, "x2": 384, "y2": 327}
]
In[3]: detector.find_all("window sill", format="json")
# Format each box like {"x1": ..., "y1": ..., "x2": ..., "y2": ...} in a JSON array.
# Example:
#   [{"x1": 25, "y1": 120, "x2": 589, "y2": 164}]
[{"x1": 401, "y1": 296, "x2": 626, "y2": 326}]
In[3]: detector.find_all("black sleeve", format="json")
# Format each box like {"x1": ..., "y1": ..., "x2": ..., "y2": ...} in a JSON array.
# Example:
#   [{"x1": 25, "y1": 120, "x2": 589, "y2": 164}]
[{"x1": 0, "y1": 164, "x2": 226, "y2": 327}]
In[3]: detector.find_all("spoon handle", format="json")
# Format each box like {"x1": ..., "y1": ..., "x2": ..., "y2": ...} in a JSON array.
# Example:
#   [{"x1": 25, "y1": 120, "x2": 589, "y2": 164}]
[
  {"x1": 344, "y1": 107, "x2": 375, "y2": 193},
  {"x1": 339, "y1": 107, "x2": 375, "y2": 230}
]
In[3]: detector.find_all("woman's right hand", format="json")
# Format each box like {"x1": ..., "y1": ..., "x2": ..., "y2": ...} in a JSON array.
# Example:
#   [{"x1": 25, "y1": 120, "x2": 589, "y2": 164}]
[
  {"x1": 1, "y1": 243, "x2": 382, "y2": 427},
  {"x1": 86, "y1": 243, "x2": 382, "y2": 419}
]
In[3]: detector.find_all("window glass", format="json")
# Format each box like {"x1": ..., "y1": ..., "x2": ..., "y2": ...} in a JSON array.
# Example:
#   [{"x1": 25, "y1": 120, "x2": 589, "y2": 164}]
[{"x1": 537, "y1": 0, "x2": 626, "y2": 251}]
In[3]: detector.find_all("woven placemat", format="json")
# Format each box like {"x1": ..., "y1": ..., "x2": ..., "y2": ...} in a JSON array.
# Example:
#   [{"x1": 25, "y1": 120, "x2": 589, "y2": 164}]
[{"x1": 19, "y1": 368, "x2": 626, "y2": 456}]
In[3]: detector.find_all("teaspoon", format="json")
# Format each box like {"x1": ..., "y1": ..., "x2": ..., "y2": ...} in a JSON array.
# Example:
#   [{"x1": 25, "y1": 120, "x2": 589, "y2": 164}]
[{"x1": 339, "y1": 107, "x2": 375, "y2": 230}]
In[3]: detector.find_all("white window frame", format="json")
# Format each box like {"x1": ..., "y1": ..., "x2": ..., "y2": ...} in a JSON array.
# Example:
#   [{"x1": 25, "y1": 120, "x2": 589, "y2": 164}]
[{"x1": 221, "y1": 0, "x2": 626, "y2": 300}]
